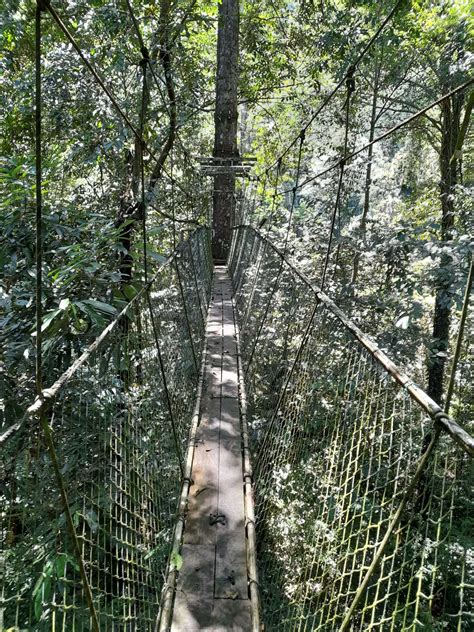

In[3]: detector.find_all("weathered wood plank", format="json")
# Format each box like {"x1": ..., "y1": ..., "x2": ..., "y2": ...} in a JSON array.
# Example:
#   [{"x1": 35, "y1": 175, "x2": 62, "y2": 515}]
[
  {"x1": 173, "y1": 268, "x2": 252, "y2": 631},
  {"x1": 215, "y1": 542, "x2": 248, "y2": 600},
  {"x1": 175, "y1": 544, "x2": 215, "y2": 596},
  {"x1": 184, "y1": 401, "x2": 220, "y2": 545},
  {"x1": 220, "y1": 397, "x2": 241, "y2": 440},
  {"x1": 172, "y1": 596, "x2": 252, "y2": 632}
]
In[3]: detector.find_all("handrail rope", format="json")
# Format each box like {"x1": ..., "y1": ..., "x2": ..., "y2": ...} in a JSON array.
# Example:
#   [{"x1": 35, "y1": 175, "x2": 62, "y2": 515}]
[
  {"x1": 263, "y1": 0, "x2": 405, "y2": 175},
  {"x1": 34, "y1": 6, "x2": 100, "y2": 629},
  {"x1": 244, "y1": 133, "x2": 306, "y2": 375},
  {"x1": 43, "y1": 1, "x2": 189, "y2": 198},
  {"x1": 137, "y1": 42, "x2": 185, "y2": 474},
  {"x1": 232, "y1": 225, "x2": 474, "y2": 457},
  {"x1": 26, "y1": 230, "x2": 207, "y2": 419},
  {"x1": 279, "y1": 77, "x2": 474, "y2": 195}
]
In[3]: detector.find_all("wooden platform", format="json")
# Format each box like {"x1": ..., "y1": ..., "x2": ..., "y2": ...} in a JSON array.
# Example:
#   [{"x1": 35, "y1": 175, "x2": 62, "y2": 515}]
[{"x1": 171, "y1": 267, "x2": 252, "y2": 631}]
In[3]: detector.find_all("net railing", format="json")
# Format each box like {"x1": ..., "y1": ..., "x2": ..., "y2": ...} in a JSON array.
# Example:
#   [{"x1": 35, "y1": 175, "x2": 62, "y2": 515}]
[
  {"x1": 229, "y1": 224, "x2": 473, "y2": 631},
  {"x1": 1, "y1": 228, "x2": 212, "y2": 631}
]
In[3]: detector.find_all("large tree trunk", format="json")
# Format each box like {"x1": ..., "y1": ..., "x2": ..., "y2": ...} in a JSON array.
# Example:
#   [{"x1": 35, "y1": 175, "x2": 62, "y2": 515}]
[
  {"x1": 426, "y1": 91, "x2": 463, "y2": 405},
  {"x1": 212, "y1": 0, "x2": 240, "y2": 260}
]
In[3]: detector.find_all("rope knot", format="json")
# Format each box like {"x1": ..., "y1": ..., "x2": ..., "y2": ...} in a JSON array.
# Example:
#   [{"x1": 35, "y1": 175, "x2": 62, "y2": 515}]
[
  {"x1": 141, "y1": 46, "x2": 150, "y2": 61},
  {"x1": 37, "y1": 0, "x2": 49, "y2": 10},
  {"x1": 300, "y1": 129, "x2": 306, "y2": 142}
]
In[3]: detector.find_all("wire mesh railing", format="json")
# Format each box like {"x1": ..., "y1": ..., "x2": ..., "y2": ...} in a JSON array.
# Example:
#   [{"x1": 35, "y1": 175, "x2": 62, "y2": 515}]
[
  {"x1": 229, "y1": 224, "x2": 473, "y2": 631},
  {"x1": 1, "y1": 228, "x2": 212, "y2": 631}
]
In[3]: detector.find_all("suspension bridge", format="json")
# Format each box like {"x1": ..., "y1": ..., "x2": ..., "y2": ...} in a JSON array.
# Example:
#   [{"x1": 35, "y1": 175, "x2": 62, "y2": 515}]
[{"x1": 2, "y1": 1, "x2": 474, "y2": 631}]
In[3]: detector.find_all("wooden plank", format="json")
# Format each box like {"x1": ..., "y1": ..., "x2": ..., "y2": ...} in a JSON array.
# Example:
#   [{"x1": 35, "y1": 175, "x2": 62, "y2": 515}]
[
  {"x1": 175, "y1": 544, "x2": 215, "y2": 596},
  {"x1": 172, "y1": 596, "x2": 252, "y2": 632},
  {"x1": 220, "y1": 397, "x2": 241, "y2": 440},
  {"x1": 171, "y1": 595, "x2": 215, "y2": 631},
  {"x1": 221, "y1": 365, "x2": 238, "y2": 398},
  {"x1": 222, "y1": 353, "x2": 238, "y2": 373},
  {"x1": 223, "y1": 335, "x2": 237, "y2": 355},
  {"x1": 215, "y1": 542, "x2": 249, "y2": 600},
  {"x1": 217, "y1": 440, "x2": 246, "y2": 551},
  {"x1": 185, "y1": 401, "x2": 220, "y2": 545},
  {"x1": 211, "y1": 599, "x2": 252, "y2": 630},
  {"x1": 209, "y1": 364, "x2": 222, "y2": 398}
]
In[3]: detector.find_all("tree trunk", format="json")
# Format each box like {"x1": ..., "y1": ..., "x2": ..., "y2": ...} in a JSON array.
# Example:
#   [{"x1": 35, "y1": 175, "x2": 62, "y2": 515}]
[
  {"x1": 426, "y1": 92, "x2": 463, "y2": 405},
  {"x1": 212, "y1": 0, "x2": 240, "y2": 260}
]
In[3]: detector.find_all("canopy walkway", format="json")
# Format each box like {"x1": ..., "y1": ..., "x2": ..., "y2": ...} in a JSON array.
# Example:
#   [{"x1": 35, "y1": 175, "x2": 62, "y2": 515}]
[
  {"x1": 2, "y1": 2, "x2": 474, "y2": 630},
  {"x1": 2, "y1": 227, "x2": 473, "y2": 631}
]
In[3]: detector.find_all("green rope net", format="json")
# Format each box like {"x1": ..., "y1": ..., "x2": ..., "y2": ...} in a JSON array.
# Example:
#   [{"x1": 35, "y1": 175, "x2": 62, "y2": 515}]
[
  {"x1": 229, "y1": 225, "x2": 473, "y2": 631},
  {"x1": 1, "y1": 229, "x2": 212, "y2": 631}
]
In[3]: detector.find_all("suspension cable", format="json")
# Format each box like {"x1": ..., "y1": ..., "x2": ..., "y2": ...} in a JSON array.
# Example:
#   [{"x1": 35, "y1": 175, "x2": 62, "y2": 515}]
[
  {"x1": 256, "y1": 75, "x2": 354, "y2": 465},
  {"x1": 282, "y1": 77, "x2": 474, "y2": 195},
  {"x1": 44, "y1": 1, "x2": 188, "y2": 196},
  {"x1": 264, "y1": 0, "x2": 405, "y2": 175},
  {"x1": 245, "y1": 133, "x2": 306, "y2": 374},
  {"x1": 34, "y1": 5, "x2": 100, "y2": 628}
]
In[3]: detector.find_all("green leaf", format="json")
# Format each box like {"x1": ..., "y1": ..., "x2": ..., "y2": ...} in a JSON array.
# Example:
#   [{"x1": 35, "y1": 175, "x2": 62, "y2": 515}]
[
  {"x1": 40, "y1": 309, "x2": 62, "y2": 333},
  {"x1": 83, "y1": 299, "x2": 117, "y2": 315},
  {"x1": 171, "y1": 550, "x2": 183, "y2": 571},
  {"x1": 123, "y1": 284, "x2": 139, "y2": 301}
]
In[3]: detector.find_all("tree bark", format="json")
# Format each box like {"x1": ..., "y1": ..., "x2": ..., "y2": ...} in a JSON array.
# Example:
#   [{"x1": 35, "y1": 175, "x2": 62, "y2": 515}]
[
  {"x1": 426, "y1": 91, "x2": 463, "y2": 405},
  {"x1": 212, "y1": 0, "x2": 240, "y2": 260}
]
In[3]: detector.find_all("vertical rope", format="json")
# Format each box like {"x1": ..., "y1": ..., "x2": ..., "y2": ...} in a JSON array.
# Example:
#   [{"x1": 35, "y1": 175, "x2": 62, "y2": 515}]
[
  {"x1": 245, "y1": 133, "x2": 305, "y2": 374},
  {"x1": 255, "y1": 72, "x2": 356, "y2": 465},
  {"x1": 139, "y1": 50, "x2": 149, "y2": 285},
  {"x1": 35, "y1": 5, "x2": 100, "y2": 629},
  {"x1": 320, "y1": 65, "x2": 355, "y2": 292},
  {"x1": 137, "y1": 50, "x2": 185, "y2": 475},
  {"x1": 241, "y1": 164, "x2": 281, "y2": 333},
  {"x1": 444, "y1": 256, "x2": 473, "y2": 414},
  {"x1": 35, "y1": 2, "x2": 43, "y2": 397}
]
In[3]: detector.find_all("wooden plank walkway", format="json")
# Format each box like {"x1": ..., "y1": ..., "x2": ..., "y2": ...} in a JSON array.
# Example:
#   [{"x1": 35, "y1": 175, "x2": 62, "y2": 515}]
[{"x1": 171, "y1": 267, "x2": 252, "y2": 631}]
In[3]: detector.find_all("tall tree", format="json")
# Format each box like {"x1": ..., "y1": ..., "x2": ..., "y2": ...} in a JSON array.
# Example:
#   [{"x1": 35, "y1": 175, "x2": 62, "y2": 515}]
[{"x1": 212, "y1": 0, "x2": 240, "y2": 260}]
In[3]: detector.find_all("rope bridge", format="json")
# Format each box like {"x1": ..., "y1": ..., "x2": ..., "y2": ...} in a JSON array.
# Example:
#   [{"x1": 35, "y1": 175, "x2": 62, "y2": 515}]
[
  {"x1": 2, "y1": 229, "x2": 213, "y2": 630},
  {"x1": 2, "y1": 1, "x2": 473, "y2": 630},
  {"x1": 229, "y1": 225, "x2": 473, "y2": 631},
  {"x1": 2, "y1": 226, "x2": 473, "y2": 631}
]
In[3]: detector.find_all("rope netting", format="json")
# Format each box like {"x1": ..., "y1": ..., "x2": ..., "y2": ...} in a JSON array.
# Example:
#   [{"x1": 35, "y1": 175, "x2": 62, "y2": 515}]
[
  {"x1": 1, "y1": 229, "x2": 212, "y2": 630},
  {"x1": 229, "y1": 225, "x2": 473, "y2": 631}
]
